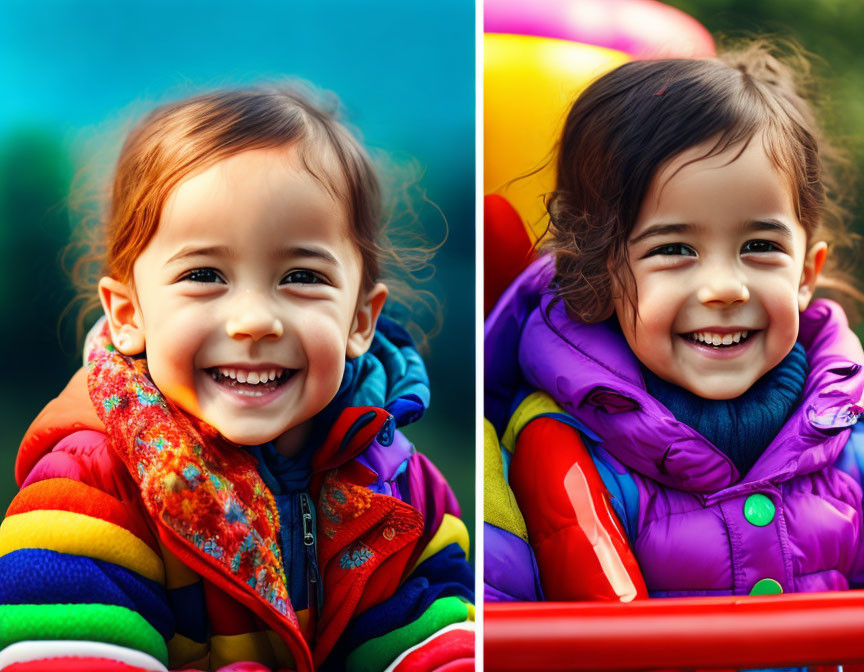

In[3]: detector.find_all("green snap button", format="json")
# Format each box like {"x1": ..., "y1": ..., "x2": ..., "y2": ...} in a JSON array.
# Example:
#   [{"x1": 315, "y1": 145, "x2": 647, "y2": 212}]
[
  {"x1": 750, "y1": 578, "x2": 783, "y2": 595},
  {"x1": 743, "y1": 493, "x2": 775, "y2": 527}
]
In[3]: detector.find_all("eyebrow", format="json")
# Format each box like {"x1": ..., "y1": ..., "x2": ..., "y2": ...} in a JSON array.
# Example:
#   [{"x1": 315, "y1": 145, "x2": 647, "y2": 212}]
[
  {"x1": 629, "y1": 223, "x2": 693, "y2": 245},
  {"x1": 166, "y1": 245, "x2": 232, "y2": 265},
  {"x1": 165, "y1": 244, "x2": 340, "y2": 266},
  {"x1": 629, "y1": 219, "x2": 794, "y2": 245},
  {"x1": 744, "y1": 219, "x2": 794, "y2": 239}
]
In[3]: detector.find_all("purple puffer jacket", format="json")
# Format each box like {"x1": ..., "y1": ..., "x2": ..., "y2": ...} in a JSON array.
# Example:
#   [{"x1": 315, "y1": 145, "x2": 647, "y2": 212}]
[{"x1": 486, "y1": 257, "x2": 864, "y2": 596}]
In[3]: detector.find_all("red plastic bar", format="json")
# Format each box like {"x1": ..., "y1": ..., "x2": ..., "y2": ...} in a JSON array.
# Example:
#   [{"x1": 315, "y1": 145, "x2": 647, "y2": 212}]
[{"x1": 485, "y1": 592, "x2": 864, "y2": 671}]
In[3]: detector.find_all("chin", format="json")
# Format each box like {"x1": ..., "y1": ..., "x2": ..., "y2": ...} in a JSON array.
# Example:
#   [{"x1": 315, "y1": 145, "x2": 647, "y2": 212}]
[
  {"x1": 214, "y1": 426, "x2": 280, "y2": 447},
  {"x1": 680, "y1": 378, "x2": 755, "y2": 401}
]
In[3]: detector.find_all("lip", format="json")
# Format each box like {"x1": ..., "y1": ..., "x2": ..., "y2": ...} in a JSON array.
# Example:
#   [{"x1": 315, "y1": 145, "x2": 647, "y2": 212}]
[
  {"x1": 206, "y1": 362, "x2": 289, "y2": 371},
  {"x1": 200, "y1": 367, "x2": 298, "y2": 409},
  {"x1": 679, "y1": 330, "x2": 760, "y2": 359},
  {"x1": 679, "y1": 326, "x2": 757, "y2": 335}
]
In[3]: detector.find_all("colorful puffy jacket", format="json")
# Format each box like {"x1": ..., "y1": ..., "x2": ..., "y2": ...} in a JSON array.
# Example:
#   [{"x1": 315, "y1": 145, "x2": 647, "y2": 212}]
[
  {"x1": 485, "y1": 257, "x2": 864, "y2": 601},
  {"x1": 0, "y1": 318, "x2": 473, "y2": 672}
]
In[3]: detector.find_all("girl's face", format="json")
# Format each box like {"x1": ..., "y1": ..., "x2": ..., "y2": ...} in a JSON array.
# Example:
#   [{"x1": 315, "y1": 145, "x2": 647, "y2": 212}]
[
  {"x1": 612, "y1": 137, "x2": 826, "y2": 400},
  {"x1": 99, "y1": 146, "x2": 386, "y2": 453}
]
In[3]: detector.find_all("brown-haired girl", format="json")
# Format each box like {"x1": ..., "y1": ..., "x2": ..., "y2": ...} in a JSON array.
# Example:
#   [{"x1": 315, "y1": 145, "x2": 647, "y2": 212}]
[
  {"x1": 0, "y1": 87, "x2": 473, "y2": 672},
  {"x1": 485, "y1": 42, "x2": 864, "y2": 607}
]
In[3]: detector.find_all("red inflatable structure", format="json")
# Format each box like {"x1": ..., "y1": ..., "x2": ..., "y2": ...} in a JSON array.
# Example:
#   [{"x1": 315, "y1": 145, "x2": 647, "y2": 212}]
[{"x1": 485, "y1": 593, "x2": 864, "y2": 671}]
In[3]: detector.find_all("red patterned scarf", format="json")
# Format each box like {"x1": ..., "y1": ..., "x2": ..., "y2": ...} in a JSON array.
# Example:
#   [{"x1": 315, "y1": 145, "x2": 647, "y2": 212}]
[{"x1": 85, "y1": 322, "x2": 296, "y2": 626}]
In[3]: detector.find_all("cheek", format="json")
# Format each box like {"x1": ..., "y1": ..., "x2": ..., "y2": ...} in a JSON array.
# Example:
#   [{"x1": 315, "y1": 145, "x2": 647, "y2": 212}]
[
  {"x1": 761, "y1": 281, "x2": 802, "y2": 349},
  {"x1": 140, "y1": 306, "x2": 210, "y2": 394},
  {"x1": 622, "y1": 278, "x2": 681, "y2": 339},
  {"x1": 628, "y1": 326, "x2": 674, "y2": 372},
  {"x1": 299, "y1": 316, "x2": 351, "y2": 393},
  {"x1": 614, "y1": 305, "x2": 668, "y2": 370},
  {"x1": 306, "y1": 330, "x2": 347, "y2": 368}
]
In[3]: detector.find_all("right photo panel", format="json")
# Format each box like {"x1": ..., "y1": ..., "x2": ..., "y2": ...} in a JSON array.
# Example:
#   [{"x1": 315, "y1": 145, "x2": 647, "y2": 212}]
[{"x1": 483, "y1": 1, "x2": 864, "y2": 670}]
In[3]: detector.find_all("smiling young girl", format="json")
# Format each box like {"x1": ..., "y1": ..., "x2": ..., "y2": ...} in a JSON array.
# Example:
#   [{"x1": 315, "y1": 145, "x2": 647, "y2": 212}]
[
  {"x1": 0, "y1": 88, "x2": 473, "y2": 672},
  {"x1": 485, "y1": 42, "x2": 864, "y2": 608}
]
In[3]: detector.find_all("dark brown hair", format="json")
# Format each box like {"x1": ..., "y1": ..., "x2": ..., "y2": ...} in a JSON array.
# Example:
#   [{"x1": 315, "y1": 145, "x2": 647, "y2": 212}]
[{"x1": 546, "y1": 40, "x2": 858, "y2": 323}]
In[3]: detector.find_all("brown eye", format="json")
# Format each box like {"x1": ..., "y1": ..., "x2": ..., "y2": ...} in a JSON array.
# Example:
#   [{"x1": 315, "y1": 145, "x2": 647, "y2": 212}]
[
  {"x1": 281, "y1": 270, "x2": 324, "y2": 285},
  {"x1": 181, "y1": 268, "x2": 224, "y2": 283},
  {"x1": 645, "y1": 243, "x2": 696, "y2": 257},
  {"x1": 742, "y1": 240, "x2": 780, "y2": 254}
]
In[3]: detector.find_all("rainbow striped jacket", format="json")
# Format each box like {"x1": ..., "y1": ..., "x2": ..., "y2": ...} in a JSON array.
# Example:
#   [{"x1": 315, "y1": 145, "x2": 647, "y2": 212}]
[{"x1": 0, "y1": 319, "x2": 473, "y2": 671}]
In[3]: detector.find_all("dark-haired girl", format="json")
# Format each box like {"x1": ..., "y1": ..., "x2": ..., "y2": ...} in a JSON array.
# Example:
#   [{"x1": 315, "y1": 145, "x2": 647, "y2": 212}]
[{"x1": 486, "y1": 42, "x2": 864, "y2": 608}]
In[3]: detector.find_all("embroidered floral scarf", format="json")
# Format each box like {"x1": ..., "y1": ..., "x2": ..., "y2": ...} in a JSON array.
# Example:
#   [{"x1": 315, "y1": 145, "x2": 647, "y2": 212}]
[{"x1": 86, "y1": 322, "x2": 295, "y2": 625}]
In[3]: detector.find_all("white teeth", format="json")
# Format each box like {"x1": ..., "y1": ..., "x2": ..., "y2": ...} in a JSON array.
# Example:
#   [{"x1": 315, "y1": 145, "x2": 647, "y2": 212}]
[
  {"x1": 213, "y1": 367, "x2": 285, "y2": 384},
  {"x1": 688, "y1": 330, "x2": 752, "y2": 346}
]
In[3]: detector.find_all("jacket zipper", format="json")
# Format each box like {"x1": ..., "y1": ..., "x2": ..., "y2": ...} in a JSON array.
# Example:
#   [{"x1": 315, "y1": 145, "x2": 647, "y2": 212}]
[{"x1": 300, "y1": 492, "x2": 323, "y2": 616}]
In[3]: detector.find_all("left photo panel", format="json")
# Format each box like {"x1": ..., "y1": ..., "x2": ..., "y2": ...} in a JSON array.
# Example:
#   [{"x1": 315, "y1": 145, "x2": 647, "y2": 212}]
[{"x1": 0, "y1": 2, "x2": 475, "y2": 671}]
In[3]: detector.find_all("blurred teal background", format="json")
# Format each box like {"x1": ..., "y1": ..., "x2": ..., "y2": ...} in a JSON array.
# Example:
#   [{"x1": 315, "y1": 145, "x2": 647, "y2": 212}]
[{"x1": 0, "y1": 0, "x2": 475, "y2": 545}]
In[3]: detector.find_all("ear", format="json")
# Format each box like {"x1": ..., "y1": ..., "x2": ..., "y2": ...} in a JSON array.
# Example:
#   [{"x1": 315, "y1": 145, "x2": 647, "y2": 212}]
[
  {"x1": 798, "y1": 241, "x2": 828, "y2": 311},
  {"x1": 347, "y1": 282, "x2": 389, "y2": 359},
  {"x1": 98, "y1": 276, "x2": 146, "y2": 355}
]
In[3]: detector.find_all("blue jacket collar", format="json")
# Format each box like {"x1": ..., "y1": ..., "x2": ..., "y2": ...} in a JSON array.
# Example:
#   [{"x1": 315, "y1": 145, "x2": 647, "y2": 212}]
[{"x1": 310, "y1": 315, "x2": 429, "y2": 473}]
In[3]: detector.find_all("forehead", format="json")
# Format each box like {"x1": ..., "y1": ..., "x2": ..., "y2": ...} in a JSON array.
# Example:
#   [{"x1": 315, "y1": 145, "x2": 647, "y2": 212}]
[
  {"x1": 155, "y1": 145, "x2": 352, "y2": 249},
  {"x1": 636, "y1": 137, "x2": 799, "y2": 234}
]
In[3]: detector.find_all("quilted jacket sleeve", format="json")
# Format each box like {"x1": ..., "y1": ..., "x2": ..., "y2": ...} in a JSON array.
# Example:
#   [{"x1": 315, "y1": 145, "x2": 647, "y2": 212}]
[
  {"x1": 483, "y1": 418, "x2": 544, "y2": 602},
  {"x1": 834, "y1": 421, "x2": 864, "y2": 588},
  {"x1": 509, "y1": 416, "x2": 647, "y2": 602},
  {"x1": 338, "y1": 436, "x2": 474, "y2": 672},
  {"x1": 0, "y1": 429, "x2": 178, "y2": 671}
]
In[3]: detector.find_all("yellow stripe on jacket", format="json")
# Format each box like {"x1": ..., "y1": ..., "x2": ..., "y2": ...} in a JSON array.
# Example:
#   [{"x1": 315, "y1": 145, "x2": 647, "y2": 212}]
[
  {"x1": 0, "y1": 509, "x2": 164, "y2": 584},
  {"x1": 209, "y1": 631, "x2": 278, "y2": 670},
  {"x1": 167, "y1": 632, "x2": 209, "y2": 670},
  {"x1": 411, "y1": 513, "x2": 469, "y2": 572}
]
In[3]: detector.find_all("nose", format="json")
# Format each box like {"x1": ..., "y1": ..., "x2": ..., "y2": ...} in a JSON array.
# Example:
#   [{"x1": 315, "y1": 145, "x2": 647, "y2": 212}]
[
  {"x1": 695, "y1": 266, "x2": 750, "y2": 307},
  {"x1": 225, "y1": 293, "x2": 284, "y2": 341}
]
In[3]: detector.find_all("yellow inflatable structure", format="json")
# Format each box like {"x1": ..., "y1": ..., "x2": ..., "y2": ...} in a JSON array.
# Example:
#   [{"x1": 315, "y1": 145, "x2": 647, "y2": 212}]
[{"x1": 485, "y1": 0, "x2": 715, "y2": 237}]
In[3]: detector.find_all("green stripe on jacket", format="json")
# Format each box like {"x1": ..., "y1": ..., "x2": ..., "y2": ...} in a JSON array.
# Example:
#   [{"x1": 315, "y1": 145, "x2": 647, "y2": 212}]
[
  {"x1": 0, "y1": 603, "x2": 168, "y2": 666},
  {"x1": 346, "y1": 595, "x2": 468, "y2": 672}
]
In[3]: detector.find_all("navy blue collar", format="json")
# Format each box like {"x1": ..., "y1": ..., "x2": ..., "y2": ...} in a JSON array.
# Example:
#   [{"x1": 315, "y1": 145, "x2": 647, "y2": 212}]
[{"x1": 643, "y1": 343, "x2": 809, "y2": 477}]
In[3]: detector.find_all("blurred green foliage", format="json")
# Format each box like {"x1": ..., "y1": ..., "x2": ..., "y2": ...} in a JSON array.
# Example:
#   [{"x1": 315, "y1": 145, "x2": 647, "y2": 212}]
[
  {"x1": 665, "y1": 0, "x2": 864, "y2": 274},
  {"x1": 0, "y1": 129, "x2": 79, "y2": 499}
]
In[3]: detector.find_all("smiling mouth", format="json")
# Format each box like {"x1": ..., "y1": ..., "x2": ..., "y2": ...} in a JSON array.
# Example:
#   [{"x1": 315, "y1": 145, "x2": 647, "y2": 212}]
[
  {"x1": 681, "y1": 330, "x2": 757, "y2": 348},
  {"x1": 206, "y1": 366, "x2": 296, "y2": 396}
]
